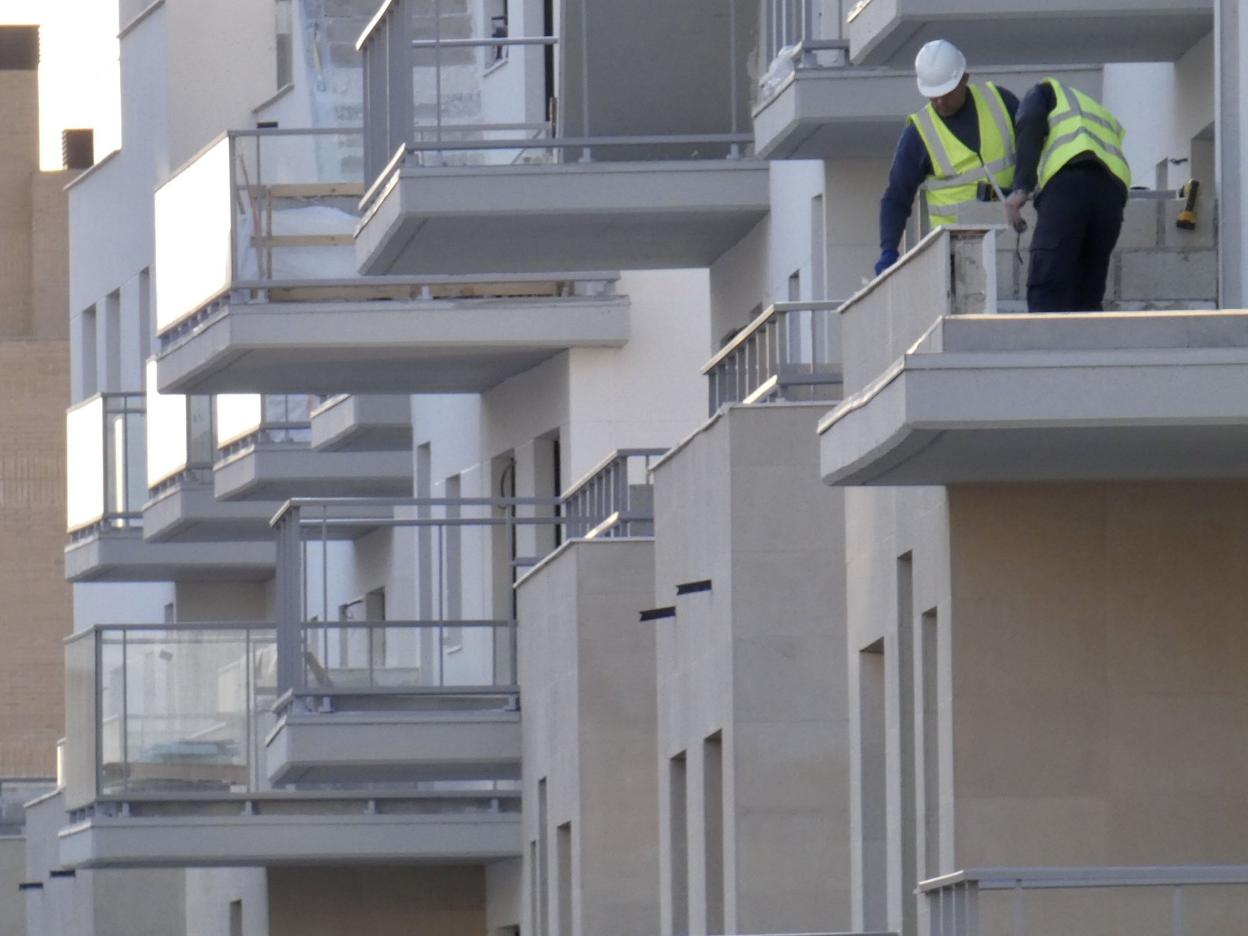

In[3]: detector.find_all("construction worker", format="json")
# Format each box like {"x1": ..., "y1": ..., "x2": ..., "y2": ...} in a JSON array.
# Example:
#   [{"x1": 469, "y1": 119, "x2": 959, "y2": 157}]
[
  {"x1": 874, "y1": 39, "x2": 1019, "y2": 277},
  {"x1": 1004, "y1": 80, "x2": 1130, "y2": 312}
]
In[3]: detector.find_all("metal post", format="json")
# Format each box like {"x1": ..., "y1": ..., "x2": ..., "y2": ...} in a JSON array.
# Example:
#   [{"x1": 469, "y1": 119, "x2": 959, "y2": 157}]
[
  {"x1": 120, "y1": 630, "x2": 129, "y2": 795},
  {"x1": 275, "y1": 506, "x2": 304, "y2": 696},
  {"x1": 729, "y1": 0, "x2": 740, "y2": 155},
  {"x1": 367, "y1": 623, "x2": 375, "y2": 689},
  {"x1": 1012, "y1": 882, "x2": 1024, "y2": 936},
  {"x1": 434, "y1": 0, "x2": 443, "y2": 162},
  {"x1": 1172, "y1": 886, "x2": 1184, "y2": 936},
  {"x1": 579, "y1": 0, "x2": 591, "y2": 161}
]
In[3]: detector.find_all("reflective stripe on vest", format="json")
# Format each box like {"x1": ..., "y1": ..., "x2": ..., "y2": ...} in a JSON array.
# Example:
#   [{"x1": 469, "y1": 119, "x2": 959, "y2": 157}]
[
  {"x1": 909, "y1": 82, "x2": 1016, "y2": 229},
  {"x1": 1037, "y1": 78, "x2": 1131, "y2": 192}
]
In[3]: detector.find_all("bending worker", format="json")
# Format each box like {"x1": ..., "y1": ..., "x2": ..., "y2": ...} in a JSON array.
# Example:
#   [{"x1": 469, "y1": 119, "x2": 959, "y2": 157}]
[
  {"x1": 1004, "y1": 79, "x2": 1130, "y2": 312},
  {"x1": 874, "y1": 39, "x2": 1018, "y2": 277}
]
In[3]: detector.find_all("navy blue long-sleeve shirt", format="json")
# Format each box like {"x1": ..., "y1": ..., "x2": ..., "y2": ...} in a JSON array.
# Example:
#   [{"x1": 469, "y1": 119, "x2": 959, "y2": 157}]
[{"x1": 879, "y1": 86, "x2": 1020, "y2": 257}]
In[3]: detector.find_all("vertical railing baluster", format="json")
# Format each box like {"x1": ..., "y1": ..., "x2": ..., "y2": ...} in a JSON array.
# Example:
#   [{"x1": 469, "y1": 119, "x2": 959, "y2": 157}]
[
  {"x1": 1012, "y1": 882, "x2": 1024, "y2": 936},
  {"x1": 966, "y1": 881, "x2": 979, "y2": 936},
  {"x1": 1172, "y1": 886, "x2": 1184, "y2": 936}
]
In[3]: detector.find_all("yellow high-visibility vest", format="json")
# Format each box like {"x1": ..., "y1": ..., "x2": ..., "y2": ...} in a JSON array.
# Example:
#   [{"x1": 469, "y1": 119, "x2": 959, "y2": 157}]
[
  {"x1": 1037, "y1": 78, "x2": 1131, "y2": 191},
  {"x1": 909, "y1": 83, "x2": 1016, "y2": 228}
]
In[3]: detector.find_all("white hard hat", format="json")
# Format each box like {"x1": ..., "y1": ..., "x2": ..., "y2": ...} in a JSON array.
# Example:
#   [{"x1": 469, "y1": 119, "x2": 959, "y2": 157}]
[{"x1": 915, "y1": 39, "x2": 966, "y2": 98}]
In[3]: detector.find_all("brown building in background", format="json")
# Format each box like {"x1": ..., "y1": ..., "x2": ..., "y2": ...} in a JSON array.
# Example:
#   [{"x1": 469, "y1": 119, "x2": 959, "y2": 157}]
[{"x1": 0, "y1": 24, "x2": 77, "y2": 918}]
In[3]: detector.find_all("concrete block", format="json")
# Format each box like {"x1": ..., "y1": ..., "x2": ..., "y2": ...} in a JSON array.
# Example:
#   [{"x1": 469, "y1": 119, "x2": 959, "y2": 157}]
[
  {"x1": 1115, "y1": 199, "x2": 1162, "y2": 250},
  {"x1": 1118, "y1": 249, "x2": 1218, "y2": 301}
]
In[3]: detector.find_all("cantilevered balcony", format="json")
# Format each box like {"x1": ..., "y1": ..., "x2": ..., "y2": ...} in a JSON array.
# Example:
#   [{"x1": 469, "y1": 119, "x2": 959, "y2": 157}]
[
  {"x1": 310, "y1": 394, "x2": 411, "y2": 452},
  {"x1": 152, "y1": 129, "x2": 630, "y2": 395},
  {"x1": 355, "y1": 0, "x2": 768, "y2": 276},
  {"x1": 753, "y1": 53, "x2": 1102, "y2": 160},
  {"x1": 65, "y1": 393, "x2": 271, "y2": 581},
  {"x1": 262, "y1": 497, "x2": 565, "y2": 786},
  {"x1": 844, "y1": 0, "x2": 1211, "y2": 68},
  {"x1": 59, "y1": 624, "x2": 520, "y2": 869},
  {"x1": 818, "y1": 226, "x2": 1248, "y2": 486},
  {"x1": 142, "y1": 374, "x2": 282, "y2": 549},
  {"x1": 213, "y1": 393, "x2": 412, "y2": 500}
]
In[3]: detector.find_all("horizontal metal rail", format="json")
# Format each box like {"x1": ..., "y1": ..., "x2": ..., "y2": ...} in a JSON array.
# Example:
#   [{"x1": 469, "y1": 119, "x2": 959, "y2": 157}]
[
  {"x1": 560, "y1": 448, "x2": 669, "y2": 503},
  {"x1": 410, "y1": 35, "x2": 557, "y2": 49},
  {"x1": 402, "y1": 132, "x2": 755, "y2": 155},
  {"x1": 919, "y1": 866, "x2": 1248, "y2": 936},
  {"x1": 272, "y1": 495, "x2": 561, "y2": 526}
]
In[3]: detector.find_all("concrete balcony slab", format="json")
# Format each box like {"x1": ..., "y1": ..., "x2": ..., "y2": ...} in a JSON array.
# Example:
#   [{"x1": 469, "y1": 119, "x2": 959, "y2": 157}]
[
  {"x1": 65, "y1": 528, "x2": 274, "y2": 583},
  {"x1": 213, "y1": 445, "x2": 413, "y2": 501},
  {"x1": 143, "y1": 475, "x2": 281, "y2": 543},
  {"x1": 753, "y1": 64, "x2": 1101, "y2": 160},
  {"x1": 266, "y1": 708, "x2": 521, "y2": 785},
  {"x1": 59, "y1": 792, "x2": 520, "y2": 869},
  {"x1": 846, "y1": 0, "x2": 1211, "y2": 67},
  {"x1": 356, "y1": 160, "x2": 771, "y2": 276},
  {"x1": 311, "y1": 394, "x2": 412, "y2": 452},
  {"x1": 819, "y1": 311, "x2": 1248, "y2": 486},
  {"x1": 156, "y1": 290, "x2": 630, "y2": 395}
]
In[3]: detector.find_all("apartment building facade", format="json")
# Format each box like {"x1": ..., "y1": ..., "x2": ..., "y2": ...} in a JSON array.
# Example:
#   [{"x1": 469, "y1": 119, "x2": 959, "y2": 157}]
[{"x1": 10, "y1": 0, "x2": 1248, "y2": 934}]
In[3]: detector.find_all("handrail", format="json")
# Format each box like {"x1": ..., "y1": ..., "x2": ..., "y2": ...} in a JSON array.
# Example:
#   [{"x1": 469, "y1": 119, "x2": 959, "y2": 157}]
[
  {"x1": 920, "y1": 866, "x2": 1248, "y2": 892},
  {"x1": 403, "y1": 132, "x2": 755, "y2": 155},
  {"x1": 702, "y1": 300, "x2": 845, "y2": 374},
  {"x1": 560, "y1": 448, "x2": 669, "y2": 502},
  {"x1": 355, "y1": 0, "x2": 400, "y2": 51},
  {"x1": 270, "y1": 495, "x2": 562, "y2": 527},
  {"x1": 304, "y1": 618, "x2": 515, "y2": 630},
  {"x1": 410, "y1": 36, "x2": 557, "y2": 50}
]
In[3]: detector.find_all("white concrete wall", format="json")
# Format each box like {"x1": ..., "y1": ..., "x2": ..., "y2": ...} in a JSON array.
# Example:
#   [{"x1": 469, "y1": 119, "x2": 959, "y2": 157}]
[
  {"x1": 653, "y1": 403, "x2": 851, "y2": 936},
  {"x1": 185, "y1": 868, "x2": 269, "y2": 936},
  {"x1": 0, "y1": 836, "x2": 24, "y2": 936},
  {"x1": 517, "y1": 538, "x2": 659, "y2": 936}
]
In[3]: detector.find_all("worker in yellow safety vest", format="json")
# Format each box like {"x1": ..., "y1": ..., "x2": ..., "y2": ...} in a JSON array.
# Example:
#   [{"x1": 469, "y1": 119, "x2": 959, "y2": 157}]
[
  {"x1": 875, "y1": 39, "x2": 1019, "y2": 277},
  {"x1": 1004, "y1": 79, "x2": 1131, "y2": 312}
]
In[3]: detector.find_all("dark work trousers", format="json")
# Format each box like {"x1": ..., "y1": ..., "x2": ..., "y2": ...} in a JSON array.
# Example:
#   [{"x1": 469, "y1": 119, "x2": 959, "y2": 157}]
[{"x1": 1026, "y1": 162, "x2": 1127, "y2": 313}]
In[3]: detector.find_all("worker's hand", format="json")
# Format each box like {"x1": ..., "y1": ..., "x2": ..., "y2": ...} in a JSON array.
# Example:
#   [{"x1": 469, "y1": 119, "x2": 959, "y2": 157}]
[
  {"x1": 873, "y1": 249, "x2": 899, "y2": 278},
  {"x1": 1004, "y1": 190, "x2": 1030, "y2": 234}
]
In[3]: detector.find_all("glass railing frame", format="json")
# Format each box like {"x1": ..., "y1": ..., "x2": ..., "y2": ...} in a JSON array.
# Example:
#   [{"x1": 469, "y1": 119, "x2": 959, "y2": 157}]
[{"x1": 66, "y1": 391, "x2": 148, "y2": 537}]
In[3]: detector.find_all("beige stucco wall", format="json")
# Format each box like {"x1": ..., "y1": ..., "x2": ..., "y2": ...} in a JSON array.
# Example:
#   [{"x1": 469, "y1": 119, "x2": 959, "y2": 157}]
[
  {"x1": 517, "y1": 537, "x2": 660, "y2": 936},
  {"x1": 948, "y1": 482, "x2": 1248, "y2": 867},
  {"x1": 0, "y1": 341, "x2": 71, "y2": 777},
  {"x1": 266, "y1": 865, "x2": 485, "y2": 936},
  {"x1": 0, "y1": 836, "x2": 25, "y2": 936},
  {"x1": 654, "y1": 403, "x2": 851, "y2": 936}
]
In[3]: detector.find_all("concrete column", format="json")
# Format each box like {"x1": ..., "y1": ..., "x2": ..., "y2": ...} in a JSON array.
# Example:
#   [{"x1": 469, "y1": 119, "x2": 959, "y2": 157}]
[{"x1": 1216, "y1": 0, "x2": 1248, "y2": 306}]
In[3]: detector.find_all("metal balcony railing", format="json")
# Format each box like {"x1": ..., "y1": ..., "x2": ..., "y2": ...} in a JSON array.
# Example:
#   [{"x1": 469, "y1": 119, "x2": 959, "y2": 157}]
[
  {"x1": 919, "y1": 866, "x2": 1248, "y2": 936},
  {"x1": 702, "y1": 300, "x2": 844, "y2": 416},
  {"x1": 216, "y1": 393, "x2": 314, "y2": 458},
  {"x1": 155, "y1": 128, "x2": 368, "y2": 338},
  {"x1": 560, "y1": 448, "x2": 667, "y2": 539},
  {"x1": 272, "y1": 497, "x2": 567, "y2": 697},
  {"x1": 66, "y1": 392, "x2": 147, "y2": 538},
  {"x1": 357, "y1": 0, "x2": 752, "y2": 206},
  {"x1": 145, "y1": 387, "x2": 217, "y2": 498}
]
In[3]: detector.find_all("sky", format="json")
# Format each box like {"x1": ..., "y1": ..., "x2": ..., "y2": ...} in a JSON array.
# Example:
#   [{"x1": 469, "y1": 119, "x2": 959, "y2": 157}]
[{"x1": 0, "y1": 0, "x2": 121, "y2": 169}]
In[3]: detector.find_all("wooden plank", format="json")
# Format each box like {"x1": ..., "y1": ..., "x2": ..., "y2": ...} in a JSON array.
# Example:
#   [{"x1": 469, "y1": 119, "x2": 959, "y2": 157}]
[
  {"x1": 252, "y1": 233, "x2": 353, "y2": 248},
  {"x1": 245, "y1": 182, "x2": 364, "y2": 198}
]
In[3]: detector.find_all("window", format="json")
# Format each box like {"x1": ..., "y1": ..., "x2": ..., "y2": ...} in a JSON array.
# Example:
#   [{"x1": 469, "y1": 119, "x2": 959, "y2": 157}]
[
  {"x1": 274, "y1": 0, "x2": 293, "y2": 89},
  {"x1": 488, "y1": 0, "x2": 508, "y2": 66}
]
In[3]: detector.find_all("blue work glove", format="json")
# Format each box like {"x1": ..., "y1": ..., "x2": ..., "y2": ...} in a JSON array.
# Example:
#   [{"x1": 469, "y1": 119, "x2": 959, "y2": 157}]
[{"x1": 873, "y1": 249, "x2": 899, "y2": 277}]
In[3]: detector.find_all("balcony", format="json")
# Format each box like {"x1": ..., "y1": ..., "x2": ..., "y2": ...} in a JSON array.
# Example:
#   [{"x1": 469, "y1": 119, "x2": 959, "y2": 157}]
[
  {"x1": 310, "y1": 394, "x2": 412, "y2": 452},
  {"x1": 64, "y1": 393, "x2": 270, "y2": 582},
  {"x1": 152, "y1": 129, "x2": 631, "y2": 395},
  {"x1": 212, "y1": 394, "x2": 411, "y2": 500},
  {"x1": 844, "y1": 0, "x2": 1212, "y2": 68},
  {"x1": 262, "y1": 495, "x2": 588, "y2": 786},
  {"x1": 59, "y1": 624, "x2": 520, "y2": 869},
  {"x1": 919, "y1": 866, "x2": 1248, "y2": 936},
  {"x1": 140, "y1": 379, "x2": 279, "y2": 577},
  {"x1": 355, "y1": 0, "x2": 769, "y2": 276},
  {"x1": 560, "y1": 448, "x2": 667, "y2": 539},
  {"x1": 702, "y1": 300, "x2": 844, "y2": 414},
  {"x1": 753, "y1": 54, "x2": 1102, "y2": 160},
  {"x1": 818, "y1": 226, "x2": 1248, "y2": 486}
]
